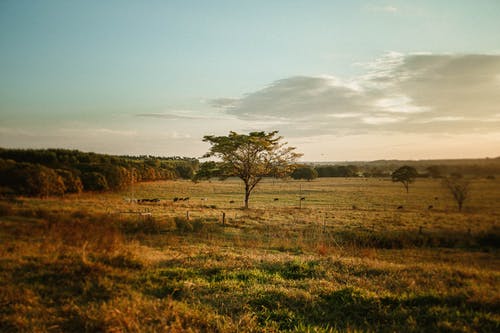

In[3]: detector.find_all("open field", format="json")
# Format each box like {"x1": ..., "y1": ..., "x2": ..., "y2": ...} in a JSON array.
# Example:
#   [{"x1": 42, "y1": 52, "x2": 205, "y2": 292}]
[{"x1": 1, "y1": 178, "x2": 499, "y2": 332}]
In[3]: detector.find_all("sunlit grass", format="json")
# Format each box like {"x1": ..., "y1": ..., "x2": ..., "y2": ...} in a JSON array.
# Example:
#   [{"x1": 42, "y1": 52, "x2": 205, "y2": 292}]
[{"x1": 1, "y1": 177, "x2": 499, "y2": 331}]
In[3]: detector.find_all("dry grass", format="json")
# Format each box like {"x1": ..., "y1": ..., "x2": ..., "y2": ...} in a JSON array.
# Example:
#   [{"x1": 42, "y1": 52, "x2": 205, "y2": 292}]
[{"x1": 1, "y1": 178, "x2": 499, "y2": 332}]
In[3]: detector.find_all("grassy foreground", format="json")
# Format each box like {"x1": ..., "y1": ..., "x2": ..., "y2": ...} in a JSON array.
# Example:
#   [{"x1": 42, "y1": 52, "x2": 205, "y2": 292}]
[{"x1": 1, "y1": 178, "x2": 499, "y2": 332}]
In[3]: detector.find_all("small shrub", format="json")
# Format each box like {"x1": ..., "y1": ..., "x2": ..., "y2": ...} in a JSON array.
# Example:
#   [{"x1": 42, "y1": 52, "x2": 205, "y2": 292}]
[
  {"x1": 175, "y1": 217, "x2": 194, "y2": 233},
  {"x1": 191, "y1": 219, "x2": 204, "y2": 232},
  {"x1": 174, "y1": 217, "x2": 206, "y2": 233},
  {"x1": 120, "y1": 215, "x2": 163, "y2": 234}
]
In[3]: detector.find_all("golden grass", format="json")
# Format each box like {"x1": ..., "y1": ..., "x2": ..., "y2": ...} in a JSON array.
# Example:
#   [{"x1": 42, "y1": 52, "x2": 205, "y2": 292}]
[{"x1": 1, "y1": 177, "x2": 499, "y2": 332}]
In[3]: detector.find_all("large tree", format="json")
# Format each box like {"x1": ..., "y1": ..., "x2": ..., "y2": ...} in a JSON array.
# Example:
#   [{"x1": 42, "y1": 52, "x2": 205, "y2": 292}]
[
  {"x1": 202, "y1": 131, "x2": 302, "y2": 208},
  {"x1": 391, "y1": 165, "x2": 418, "y2": 193}
]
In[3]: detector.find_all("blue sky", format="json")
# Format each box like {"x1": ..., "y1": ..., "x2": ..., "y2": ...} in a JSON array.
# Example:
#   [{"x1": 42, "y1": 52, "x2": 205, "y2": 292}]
[{"x1": 1, "y1": 0, "x2": 500, "y2": 160}]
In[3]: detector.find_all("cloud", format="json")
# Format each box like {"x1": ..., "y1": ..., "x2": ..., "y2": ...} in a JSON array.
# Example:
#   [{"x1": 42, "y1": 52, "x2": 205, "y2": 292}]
[
  {"x1": 136, "y1": 110, "x2": 233, "y2": 121},
  {"x1": 364, "y1": 4, "x2": 398, "y2": 13},
  {"x1": 212, "y1": 53, "x2": 500, "y2": 137},
  {"x1": 136, "y1": 112, "x2": 202, "y2": 120}
]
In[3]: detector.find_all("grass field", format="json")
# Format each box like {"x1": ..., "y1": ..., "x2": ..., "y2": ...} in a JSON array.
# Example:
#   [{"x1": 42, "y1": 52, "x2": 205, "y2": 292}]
[{"x1": 1, "y1": 178, "x2": 499, "y2": 332}]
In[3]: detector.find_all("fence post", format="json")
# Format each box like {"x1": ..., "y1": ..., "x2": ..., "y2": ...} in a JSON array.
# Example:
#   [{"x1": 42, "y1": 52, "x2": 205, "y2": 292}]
[{"x1": 222, "y1": 212, "x2": 226, "y2": 226}]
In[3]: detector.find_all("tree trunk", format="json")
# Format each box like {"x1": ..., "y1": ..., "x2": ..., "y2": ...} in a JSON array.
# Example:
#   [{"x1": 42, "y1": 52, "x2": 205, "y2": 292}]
[{"x1": 244, "y1": 183, "x2": 250, "y2": 209}]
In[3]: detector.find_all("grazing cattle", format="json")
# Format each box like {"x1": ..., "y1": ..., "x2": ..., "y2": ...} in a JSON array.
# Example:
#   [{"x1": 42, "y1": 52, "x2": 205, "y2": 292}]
[
  {"x1": 229, "y1": 200, "x2": 235, "y2": 204},
  {"x1": 173, "y1": 197, "x2": 179, "y2": 202},
  {"x1": 352, "y1": 205, "x2": 357, "y2": 210},
  {"x1": 397, "y1": 205, "x2": 404, "y2": 210},
  {"x1": 184, "y1": 197, "x2": 190, "y2": 201},
  {"x1": 428, "y1": 205, "x2": 433, "y2": 210},
  {"x1": 273, "y1": 198, "x2": 279, "y2": 201},
  {"x1": 300, "y1": 197, "x2": 306, "y2": 201},
  {"x1": 140, "y1": 198, "x2": 159, "y2": 203},
  {"x1": 434, "y1": 197, "x2": 439, "y2": 200}
]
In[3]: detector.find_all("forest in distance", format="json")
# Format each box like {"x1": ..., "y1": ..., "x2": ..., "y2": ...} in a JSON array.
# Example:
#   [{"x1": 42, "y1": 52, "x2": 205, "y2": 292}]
[{"x1": 1, "y1": 147, "x2": 499, "y2": 198}]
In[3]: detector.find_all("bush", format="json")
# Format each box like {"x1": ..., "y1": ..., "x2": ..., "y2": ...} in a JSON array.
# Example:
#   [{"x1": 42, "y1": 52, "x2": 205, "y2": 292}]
[
  {"x1": 174, "y1": 217, "x2": 205, "y2": 233},
  {"x1": 120, "y1": 215, "x2": 163, "y2": 234}
]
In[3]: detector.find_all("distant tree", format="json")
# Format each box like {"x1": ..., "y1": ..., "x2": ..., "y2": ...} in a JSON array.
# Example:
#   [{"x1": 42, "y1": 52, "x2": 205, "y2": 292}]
[
  {"x1": 1, "y1": 162, "x2": 65, "y2": 197},
  {"x1": 202, "y1": 131, "x2": 301, "y2": 208},
  {"x1": 291, "y1": 166, "x2": 318, "y2": 181},
  {"x1": 426, "y1": 165, "x2": 443, "y2": 178},
  {"x1": 391, "y1": 166, "x2": 418, "y2": 193},
  {"x1": 81, "y1": 172, "x2": 109, "y2": 191},
  {"x1": 314, "y1": 165, "x2": 359, "y2": 177},
  {"x1": 443, "y1": 176, "x2": 470, "y2": 212},
  {"x1": 175, "y1": 164, "x2": 195, "y2": 179},
  {"x1": 56, "y1": 169, "x2": 83, "y2": 194},
  {"x1": 192, "y1": 161, "x2": 224, "y2": 182}
]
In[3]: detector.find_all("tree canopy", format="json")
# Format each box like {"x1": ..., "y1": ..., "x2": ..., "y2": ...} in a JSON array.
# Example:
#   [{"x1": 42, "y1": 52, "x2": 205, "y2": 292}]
[
  {"x1": 291, "y1": 166, "x2": 318, "y2": 181},
  {"x1": 0, "y1": 148, "x2": 199, "y2": 197},
  {"x1": 391, "y1": 165, "x2": 418, "y2": 193},
  {"x1": 202, "y1": 131, "x2": 301, "y2": 208}
]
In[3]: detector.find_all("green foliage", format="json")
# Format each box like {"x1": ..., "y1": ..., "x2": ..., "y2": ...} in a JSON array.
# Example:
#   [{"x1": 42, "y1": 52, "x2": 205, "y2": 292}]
[
  {"x1": 315, "y1": 165, "x2": 359, "y2": 177},
  {"x1": 192, "y1": 161, "x2": 224, "y2": 181},
  {"x1": 0, "y1": 160, "x2": 65, "y2": 197},
  {"x1": 202, "y1": 131, "x2": 301, "y2": 208},
  {"x1": 391, "y1": 165, "x2": 418, "y2": 193},
  {"x1": 81, "y1": 172, "x2": 109, "y2": 191},
  {"x1": 0, "y1": 148, "x2": 199, "y2": 196},
  {"x1": 292, "y1": 166, "x2": 318, "y2": 181}
]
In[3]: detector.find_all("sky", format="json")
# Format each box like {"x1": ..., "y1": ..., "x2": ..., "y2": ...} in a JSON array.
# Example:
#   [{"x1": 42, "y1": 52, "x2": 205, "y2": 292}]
[{"x1": 1, "y1": 0, "x2": 500, "y2": 161}]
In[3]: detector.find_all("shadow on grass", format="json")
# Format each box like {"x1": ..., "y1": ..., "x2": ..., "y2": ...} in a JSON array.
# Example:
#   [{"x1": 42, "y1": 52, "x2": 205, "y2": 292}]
[{"x1": 250, "y1": 287, "x2": 500, "y2": 332}]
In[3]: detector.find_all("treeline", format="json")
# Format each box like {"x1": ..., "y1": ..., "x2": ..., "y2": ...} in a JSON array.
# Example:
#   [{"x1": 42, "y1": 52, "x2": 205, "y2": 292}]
[
  {"x1": 292, "y1": 158, "x2": 500, "y2": 180},
  {"x1": 0, "y1": 148, "x2": 198, "y2": 197}
]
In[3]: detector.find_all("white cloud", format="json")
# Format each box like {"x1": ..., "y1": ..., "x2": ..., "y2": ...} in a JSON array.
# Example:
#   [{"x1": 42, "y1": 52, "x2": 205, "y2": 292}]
[
  {"x1": 374, "y1": 95, "x2": 430, "y2": 113},
  {"x1": 415, "y1": 116, "x2": 465, "y2": 123},
  {"x1": 326, "y1": 112, "x2": 363, "y2": 119},
  {"x1": 362, "y1": 115, "x2": 405, "y2": 125},
  {"x1": 212, "y1": 53, "x2": 500, "y2": 137}
]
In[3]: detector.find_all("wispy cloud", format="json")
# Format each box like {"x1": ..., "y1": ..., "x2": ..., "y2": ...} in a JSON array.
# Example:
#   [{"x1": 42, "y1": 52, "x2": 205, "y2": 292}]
[
  {"x1": 212, "y1": 53, "x2": 500, "y2": 137},
  {"x1": 364, "y1": 4, "x2": 398, "y2": 14},
  {"x1": 136, "y1": 112, "x2": 202, "y2": 120},
  {"x1": 136, "y1": 110, "x2": 233, "y2": 121}
]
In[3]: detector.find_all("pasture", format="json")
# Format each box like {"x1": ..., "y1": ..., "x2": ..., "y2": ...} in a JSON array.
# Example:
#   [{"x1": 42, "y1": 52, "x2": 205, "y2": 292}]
[{"x1": 1, "y1": 177, "x2": 499, "y2": 332}]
